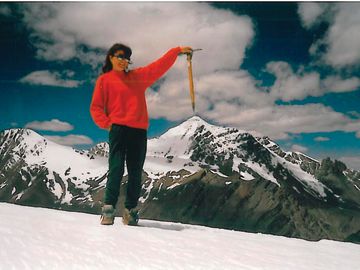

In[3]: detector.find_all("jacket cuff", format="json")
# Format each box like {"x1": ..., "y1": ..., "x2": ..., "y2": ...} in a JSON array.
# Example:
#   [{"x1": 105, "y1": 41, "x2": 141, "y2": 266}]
[{"x1": 174, "y1": 46, "x2": 182, "y2": 55}]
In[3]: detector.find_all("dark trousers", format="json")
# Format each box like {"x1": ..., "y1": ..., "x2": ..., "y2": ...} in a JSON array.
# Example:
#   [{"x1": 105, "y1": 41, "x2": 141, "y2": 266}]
[{"x1": 104, "y1": 124, "x2": 147, "y2": 209}]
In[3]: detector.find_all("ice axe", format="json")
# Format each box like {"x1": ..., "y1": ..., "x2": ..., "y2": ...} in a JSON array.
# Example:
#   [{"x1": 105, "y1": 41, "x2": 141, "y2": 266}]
[{"x1": 185, "y1": 48, "x2": 202, "y2": 113}]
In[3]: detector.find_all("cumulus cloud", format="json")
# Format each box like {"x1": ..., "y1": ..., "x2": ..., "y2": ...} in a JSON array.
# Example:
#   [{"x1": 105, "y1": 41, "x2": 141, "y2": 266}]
[
  {"x1": 291, "y1": 144, "x2": 308, "y2": 153},
  {"x1": 19, "y1": 70, "x2": 81, "y2": 88},
  {"x1": 147, "y1": 70, "x2": 272, "y2": 121},
  {"x1": 17, "y1": 2, "x2": 254, "y2": 76},
  {"x1": 314, "y1": 136, "x2": 330, "y2": 142},
  {"x1": 298, "y1": 3, "x2": 360, "y2": 68},
  {"x1": 324, "y1": 4, "x2": 360, "y2": 68},
  {"x1": 203, "y1": 102, "x2": 360, "y2": 140},
  {"x1": 25, "y1": 119, "x2": 93, "y2": 146},
  {"x1": 297, "y1": 2, "x2": 327, "y2": 29},
  {"x1": 342, "y1": 120, "x2": 360, "y2": 135},
  {"x1": 322, "y1": 76, "x2": 360, "y2": 93},
  {"x1": 339, "y1": 156, "x2": 360, "y2": 170},
  {"x1": 14, "y1": 2, "x2": 360, "y2": 143},
  {"x1": 44, "y1": 135, "x2": 93, "y2": 146},
  {"x1": 266, "y1": 61, "x2": 321, "y2": 101},
  {"x1": 147, "y1": 61, "x2": 360, "y2": 140},
  {"x1": 25, "y1": 119, "x2": 74, "y2": 132},
  {"x1": 266, "y1": 61, "x2": 360, "y2": 101}
]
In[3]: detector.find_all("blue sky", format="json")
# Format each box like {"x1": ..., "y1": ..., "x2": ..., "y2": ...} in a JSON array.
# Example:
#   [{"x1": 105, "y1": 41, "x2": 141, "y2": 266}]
[{"x1": 0, "y1": 2, "x2": 359, "y2": 169}]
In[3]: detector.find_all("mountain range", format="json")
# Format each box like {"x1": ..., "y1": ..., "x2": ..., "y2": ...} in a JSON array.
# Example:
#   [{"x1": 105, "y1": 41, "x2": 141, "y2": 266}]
[{"x1": 0, "y1": 116, "x2": 359, "y2": 243}]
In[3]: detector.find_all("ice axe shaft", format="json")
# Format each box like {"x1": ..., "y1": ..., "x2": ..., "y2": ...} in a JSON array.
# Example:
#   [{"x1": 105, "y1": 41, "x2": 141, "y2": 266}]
[
  {"x1": 186, "y1": 48, "x2": 202, "y2": 113},
  {"x1": 187, "y1": 54, "x2": 195, "y2": 112}
]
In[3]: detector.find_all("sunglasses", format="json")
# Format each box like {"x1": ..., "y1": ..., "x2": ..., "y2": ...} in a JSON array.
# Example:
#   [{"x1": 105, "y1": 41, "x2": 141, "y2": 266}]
[{"x1": 113, "y1": 54, "x2": 132, "y2": 64}]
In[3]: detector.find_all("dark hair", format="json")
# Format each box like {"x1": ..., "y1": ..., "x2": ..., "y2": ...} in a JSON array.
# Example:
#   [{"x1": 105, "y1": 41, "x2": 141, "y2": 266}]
[{"x1": 102, "y1": 43, "x2": 132, "y2": 74}]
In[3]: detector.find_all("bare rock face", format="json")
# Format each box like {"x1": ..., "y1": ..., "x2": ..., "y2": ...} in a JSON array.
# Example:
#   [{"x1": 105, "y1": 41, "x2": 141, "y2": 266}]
[{"x1": 1, "y1": 116, "x2": 359, "y2": 243}]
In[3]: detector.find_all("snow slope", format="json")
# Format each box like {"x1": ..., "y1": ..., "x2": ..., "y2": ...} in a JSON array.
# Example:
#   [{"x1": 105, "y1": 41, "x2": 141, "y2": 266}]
[{"x1": 0, "y1": 203, "x2": 359, "y2": 270}]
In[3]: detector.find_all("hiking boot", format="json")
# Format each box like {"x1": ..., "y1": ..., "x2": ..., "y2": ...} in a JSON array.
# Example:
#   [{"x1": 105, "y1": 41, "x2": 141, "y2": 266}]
[
  {"x1": 100, "y1": 205, "x2": 115, "y2": 225},
  {"x1": 122, "y1": 208, "x2": 139, "y2": 226}
]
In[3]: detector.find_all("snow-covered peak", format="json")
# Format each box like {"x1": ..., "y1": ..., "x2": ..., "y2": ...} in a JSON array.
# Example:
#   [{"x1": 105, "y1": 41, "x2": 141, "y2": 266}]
[
  {"x1": 159, "y1": 115, "x2": 249, "y2": 141},
  {"x1": 145, "y1": 115, "x2": 255, "y2": 180},
  {"x1": 2, "y1": 128, "x2": 43, "y2": 146},
  {"x1": 160, "y1": 116, "x2": 213, "y2": 139},
  {"x1": 0, "y1": 128, "x2": 108, "y2": 204},
  {"x1": 148, "y1": 116, "x2": 231, "y2": 159},
  {"x1": 144, "y1": 116, "x2": 217, "y2": 179},
  {"x1": 0, "y1": 129, "x2": 47, "y2": 159}
]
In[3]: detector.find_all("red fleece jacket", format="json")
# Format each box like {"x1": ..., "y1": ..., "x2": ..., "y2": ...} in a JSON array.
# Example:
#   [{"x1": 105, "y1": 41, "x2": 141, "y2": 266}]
[{"x1": 90, "y1": 47, "x2": 181, "y2": 130}]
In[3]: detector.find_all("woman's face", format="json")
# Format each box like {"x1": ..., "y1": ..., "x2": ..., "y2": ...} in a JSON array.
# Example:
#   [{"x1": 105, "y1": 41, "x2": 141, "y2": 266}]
[{"x1": 110, "y1": 50, "x2": 129, "y2": 72}]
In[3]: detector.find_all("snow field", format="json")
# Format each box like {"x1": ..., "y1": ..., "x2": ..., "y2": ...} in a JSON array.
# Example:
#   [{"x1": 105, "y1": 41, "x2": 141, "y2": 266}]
[{"x1": 0, "y1": 203, "x2": 359, "y2": 270}]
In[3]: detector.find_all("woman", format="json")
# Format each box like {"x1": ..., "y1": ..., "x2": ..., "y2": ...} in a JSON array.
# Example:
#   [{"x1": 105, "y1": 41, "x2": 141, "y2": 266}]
[{"x1": 90, "y1": 43, "x2": 192, "y2": 225}]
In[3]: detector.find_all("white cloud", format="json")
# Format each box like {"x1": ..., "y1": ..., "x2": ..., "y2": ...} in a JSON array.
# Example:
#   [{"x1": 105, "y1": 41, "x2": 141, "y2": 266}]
[
  {"x1": 147, "y1": 70, "x2": 272, "y2": 121},
  {"x1": 19, "y1": 70, "x2": 81, "y2": 88},
  {"x1": 203, "y1": 102, "x2": 360, "y2": 140},
  {"x1": 15, "y1": 2, "x2": 360, "y2": 143},
  {"x1": 44, "y1": 135, "x2": 93, "y2": 146},
  {"x1": 25, "y1": 119, "x2": 92, "y2": 146},
  {"x1": 343, "y1": 120, "x2": 360, "y2": 135},
  {"x1": 291, "y1": 144, "x2": 308, "y2": 153},
  {"x1": 18, "y1": 2, "x2": 254, "y2": 76},
  {"x1": 25, "y1": 119, "x2": 74, "y2": 132},
  {"x1": 298, "y1": 3, "x2": 360, "y2": 68},
  {"x1": 325, "y1": 4, "x2": 360, "y2": 68},
  {"x1": 314, "y1": 136, "x2": 330, "y2": 142},
  {"x1": 266, "y1": 61, "x2": 321, "y2": 101},
  {"x1": 339, "y1": 156, "x2": 360, "y2": 170},
  {"x1": 322, "y1": 76, "x2": 360, "y2": 93},
  {"x1": 146, "y1": 61, "x2": 360, "y2": 140},
  {"x1": 297, "y1": 2, "x2": 327, "y2": 29},
  {"x1": 266, "y1": 61, "x2": 360, "y2": 101}
]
